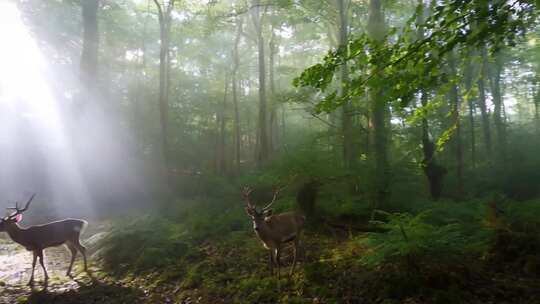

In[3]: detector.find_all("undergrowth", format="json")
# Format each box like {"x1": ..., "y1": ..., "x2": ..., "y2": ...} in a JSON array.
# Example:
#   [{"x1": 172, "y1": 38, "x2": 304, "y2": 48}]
[{"x1": 96, "y1": 194, "x2": 540, "y2": 303}]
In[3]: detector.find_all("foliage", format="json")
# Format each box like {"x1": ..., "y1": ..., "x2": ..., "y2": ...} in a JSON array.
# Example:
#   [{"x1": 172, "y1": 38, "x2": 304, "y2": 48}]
[
  {"x1": 92, "y1": 196, "x2": 540, "y2": 303},
  {"x1": 98, "y1": 198, "x2": 249, "y2": 274},
  {"x1": 294, "y1": 1, "x2": 538, "y2": 113},
  {"x1": 360, "y1": 201, "x2": 493, "y2": 268}
]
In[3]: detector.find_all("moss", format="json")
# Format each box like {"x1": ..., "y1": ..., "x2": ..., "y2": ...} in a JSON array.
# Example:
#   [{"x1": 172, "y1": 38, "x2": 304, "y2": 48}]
[{"x1": 91, "y1": 196, "x2": 540, "y2": 303}]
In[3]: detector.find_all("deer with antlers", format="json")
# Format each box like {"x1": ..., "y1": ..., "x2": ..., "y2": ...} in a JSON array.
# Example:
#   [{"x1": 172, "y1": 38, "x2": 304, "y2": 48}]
[
  {"x1": 242, "y1": 186, "x2": 305, "y2": 279},
  {"x1": 0, "y1": 194, "x2": 88, "y2": 285}
]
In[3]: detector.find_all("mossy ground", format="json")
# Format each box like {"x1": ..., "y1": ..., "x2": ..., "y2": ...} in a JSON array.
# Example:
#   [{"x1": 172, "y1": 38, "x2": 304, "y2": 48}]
[
  {"x1": 2, "y1": 198, "x2": 540, "y2": 303},
  {"x1": 92, "y1": 198, "x2": 540, "y2": 303}
]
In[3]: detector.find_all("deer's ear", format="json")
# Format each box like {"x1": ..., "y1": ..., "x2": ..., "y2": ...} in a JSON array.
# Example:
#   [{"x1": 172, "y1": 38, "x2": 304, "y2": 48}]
[
  {"x1": 15, "y1": 214, "x2": 22, "y2": 223},
  {"x1": 263, "y1": 209, "x2": 273, "y2": 218}
]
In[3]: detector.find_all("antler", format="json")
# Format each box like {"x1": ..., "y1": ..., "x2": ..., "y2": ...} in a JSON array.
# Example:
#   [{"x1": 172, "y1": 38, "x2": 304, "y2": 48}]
[
  {"x1": 7, "y1": 193, "x2": 36, "y2": 218},
  {"x1": 262, "y1": 174, "x2": 298, "y2": 211},
  {"x1": 242, "y1": 187, "x2": 254, "y2": 208},
  {"x1": 262, "y1": 185, "x2": 285, "y2": 211}
]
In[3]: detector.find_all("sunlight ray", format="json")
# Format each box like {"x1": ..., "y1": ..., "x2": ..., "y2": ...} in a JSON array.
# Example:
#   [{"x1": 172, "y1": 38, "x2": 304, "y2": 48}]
[{"x1": 0, "y1": 2, "x2": 93, "y2": 216}]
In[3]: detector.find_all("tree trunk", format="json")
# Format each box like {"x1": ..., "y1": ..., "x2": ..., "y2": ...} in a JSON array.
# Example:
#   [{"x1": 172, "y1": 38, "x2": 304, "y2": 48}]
[
  {"x1": 475, "y1": 0, "x2": 493, "y2": 159},
  {"x1": 281, "y1": 106, "x2": 286, "y2": 144},
  {"x1": 448, "y1": 52, "x2": 464, "y2": 197},
  {"x1": 217, "y1": 76, "x2": 228, "y2": 174},
  {"x1": 489, "y1": 54, "x2": 507, "y2": 163},
  {"x1": 232, "y1": 17, "x2": 243, "y2": 173},
  {"x1": 534, "y1": 89, "x2": 540, "y2": 135},
  {"x1": 132, "y1": 1, "x2": 151, "y2": 144},
  {"x1": 80, "y1": 0, "x2": 99, "y2": 102},
  {"x1": 477, "y1": 47, "x2": 493, "y2": 158},
  {"x1": 417, "y1": 0, "x2": 446, "y2": 200},
  {"x1": 153, "y1": 0, "x2": 175, "y2": 185},
  {"x1": 269, "y1": 28, "x2": 279, "y2": 153},
  {"x1": 337, "y1": 0, "x2": 354, "y2": 169},
  {"x1": 367, "y1": 0, "x2": 389, "y2": 205},
  {"x1": 464, "y1": 56, "x2": 476, "y2": 169},
  {"x1": 251, "y1": 1, "x2": 269, "y2": 166}
]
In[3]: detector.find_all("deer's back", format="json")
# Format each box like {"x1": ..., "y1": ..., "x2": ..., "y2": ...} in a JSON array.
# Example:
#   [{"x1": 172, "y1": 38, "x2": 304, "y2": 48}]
[{"x1": 21, "y1": 219, "x2": 87, "y2": 249}]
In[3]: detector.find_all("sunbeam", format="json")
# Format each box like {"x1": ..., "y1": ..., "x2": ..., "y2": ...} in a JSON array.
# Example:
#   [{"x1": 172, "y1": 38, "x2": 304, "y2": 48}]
[{"x1": 0, "y1": 2, "x2": 93, "y2": 217}]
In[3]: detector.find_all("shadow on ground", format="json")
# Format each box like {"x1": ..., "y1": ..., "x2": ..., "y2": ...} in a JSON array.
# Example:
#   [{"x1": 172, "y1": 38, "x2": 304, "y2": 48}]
[
  {"x1": 25, "y1": 279, "x2": 145, "y2": 304},
  {"x1": 0, "y1": 232, "x2": 149, "y2": 304}
]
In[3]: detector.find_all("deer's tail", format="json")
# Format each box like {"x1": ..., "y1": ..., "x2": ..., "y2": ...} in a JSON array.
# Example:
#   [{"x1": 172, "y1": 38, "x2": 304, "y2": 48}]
[
  {"x1": 80, "y1": 220, "x2": 89, "y2": 235},
  {"x1": 73, "y1": 219, "x2": 88, "y2": 235}
]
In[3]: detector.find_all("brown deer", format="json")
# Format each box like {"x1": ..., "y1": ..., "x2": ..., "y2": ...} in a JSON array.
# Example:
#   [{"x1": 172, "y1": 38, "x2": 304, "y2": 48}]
[
  {"x1": 0, "y1": 194, "x2": 88, "y2": 285},
  {"x1": 242, "y1": 186, "x2": 305, "y2": 279}
]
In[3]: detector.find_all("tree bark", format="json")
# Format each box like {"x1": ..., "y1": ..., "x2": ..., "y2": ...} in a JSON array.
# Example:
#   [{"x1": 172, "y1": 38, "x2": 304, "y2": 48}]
[
  {"x1": 217, "y1": 76, "x2": 229, "y2": 174},
  {"x1": 80, "y1": 0, "x2": 99, "y2": 102},
  {"x1": 132, "y1": 1, "x2": 152, "y2": 147},
  {"x1": 448, "y1": 52, "x2": 464, "y2": 197},
  {"x1": 475, "y1": 0, "x2": 493, "y2": 159},
  {"x1": 534, "y1": 88, "x2": 540, "y2": 135},
  {"x1": 269, "y1": 27, "x2": 279, "y2": 152},
  {"x1": 251, "y1": 0, "x2": 269, "y2": 166},
  {"x1": 367, "y1": 0, "x2": 389, "y2": 205},
  {"x1": 337, "y1": 0, "x2": 354, "y2": 169},
  {"x1": 417, "y1": 0, "x2": 446, "y2": 200},
  {"x1": 464, "y1": 56, "x2": 476, "y2": 169},
  {"x1": 232, "y1": 17, "x2": 243, "y2": 173},
  {"x1": 477, "y1": 47, "x2": 493, "y2": 158},
  {"x1": 489, "y1": 53, "x2": 507, "y2": 163},
  {"x1": 153, "y1": 0, "x2": 175, "y2": 184}
]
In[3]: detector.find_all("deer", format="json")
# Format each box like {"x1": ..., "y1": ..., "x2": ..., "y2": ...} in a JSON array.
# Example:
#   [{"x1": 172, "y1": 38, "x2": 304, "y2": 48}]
[
  {"x1": 0, "y1": 194, "x2": 89, "y2": 286},
  {"x1": 242, "y1": 186, "x2": 305, "y2": 279}
]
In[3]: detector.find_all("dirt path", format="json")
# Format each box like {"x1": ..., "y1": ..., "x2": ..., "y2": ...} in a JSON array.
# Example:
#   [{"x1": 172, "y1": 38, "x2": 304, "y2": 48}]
[{"x1": 0, "y1": 240, "x2": 148, "y2": 304}]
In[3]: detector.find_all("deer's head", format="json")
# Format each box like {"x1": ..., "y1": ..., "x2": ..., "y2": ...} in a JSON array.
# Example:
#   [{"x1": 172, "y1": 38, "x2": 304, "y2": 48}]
[
  {"x1": 242, "y1": 187, "x2": 280, "y2": 231},
  {"x1": 0, "y1": 194, "x2": 35, "y2": 231}
]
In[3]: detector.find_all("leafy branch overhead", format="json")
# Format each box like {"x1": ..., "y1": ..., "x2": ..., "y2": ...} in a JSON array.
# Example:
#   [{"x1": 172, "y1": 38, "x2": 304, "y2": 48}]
[{"x1": 294, "y1": 0, "x2": 538, "y2": 113}]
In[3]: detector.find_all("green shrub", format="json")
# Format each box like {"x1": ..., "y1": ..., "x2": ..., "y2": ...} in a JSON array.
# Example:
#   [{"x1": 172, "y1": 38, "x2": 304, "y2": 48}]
[{"x1": 359, "y1": 201, "x2": 493, "y2": 268}]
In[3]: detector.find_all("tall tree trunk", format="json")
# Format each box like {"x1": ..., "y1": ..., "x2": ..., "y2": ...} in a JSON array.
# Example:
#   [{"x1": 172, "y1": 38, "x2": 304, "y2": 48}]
[
  {"x1": 153, "y1": 0, "x2": 175, "y2": 185},
  {"x1": 217, "y1": 76, "x2": 228, "y2": 174},
  {"x1": 232, "y1": 17, "x2": 243, "y2": 173},
  {"x1": 251, "y1": 1, "x2": 269, "y2": 166},
  {"x1": 269, "y1": 27, "x2": 279, "y2": 152},
  {"x1": 281, "y1": 106, "x2": 286, "y2": 143},
  {"x1": 337, "y1": 0, "x2": 354, "y2": 169},
  {"x1": 421, "y1": 91, "x2": 447, "y2": 200},
  {"x1": 489, "y1": 53, "x2": 507, "y2": 163},
  {"x1": 464, "y1": 56, "x2": 476, "y2": 169},
  {"x1": 132, "y1": 1, "x2": 151, "y2": 147},
  {"x1": 448, "y1": 52, "x2": 464, "y2": 197},
  {"x1": 417, "y1": 0, "x2": 446, "y2": 200},
  {"x1": 477, "y1": 47, "x2": 493, "y2": 158},
  {"x1": 534, "y1": 88, "x2": 540, "y2": 135},
  {"x1": 475, "y1": 1, "x2": 493, "y2": 159},
  {"x1": 80, "y1": 0, "x2": 99, "y2": 103},
  {"x1": 367, "y1": 0, "x2": 389, "y2": 206}
]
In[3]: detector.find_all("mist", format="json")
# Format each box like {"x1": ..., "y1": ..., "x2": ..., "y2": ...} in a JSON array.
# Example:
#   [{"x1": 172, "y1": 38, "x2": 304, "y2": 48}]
[
  {"x1": 1, "y1": 0, "x2": 540, "y2": 303},
  {"x1": 0, "y1": 2, "x2": 149, "y2": 221}
]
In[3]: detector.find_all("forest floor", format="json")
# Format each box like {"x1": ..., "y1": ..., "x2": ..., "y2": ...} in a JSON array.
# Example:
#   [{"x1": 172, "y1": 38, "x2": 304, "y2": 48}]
[
  {"x1": 0, "y1": 238, "x2": 150, "y2": 304},
  {"x1": 3, "y1": 199, "x2": 540, "y2": 304},
  {"x1": 2, "y1": 229, "x2": 540, "y2": 304}
]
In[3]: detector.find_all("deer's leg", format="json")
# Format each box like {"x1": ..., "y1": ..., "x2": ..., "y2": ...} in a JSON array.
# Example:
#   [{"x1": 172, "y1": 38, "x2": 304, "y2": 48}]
[
  {"x1": 290, "y1": 238, "x2": 299, "y2": 276},
  {"x1": 37, "y1": 250, "x2": 48, "y2": 281},
  {"x1": 75, "y1": 240, "x2": 88, "y2": 272},
  {"x1": 28, "y1": 251, "x2": 37, "y2": 286},
  {"x1": 268, "y1": 250, "x2": 274, "y2": 275},
  {"x1": 66, "y1": 242, "x2": 78, "y2": 277},
  {"x1": 275, "y1": 247, "x2": 281, "y2": 280}
]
